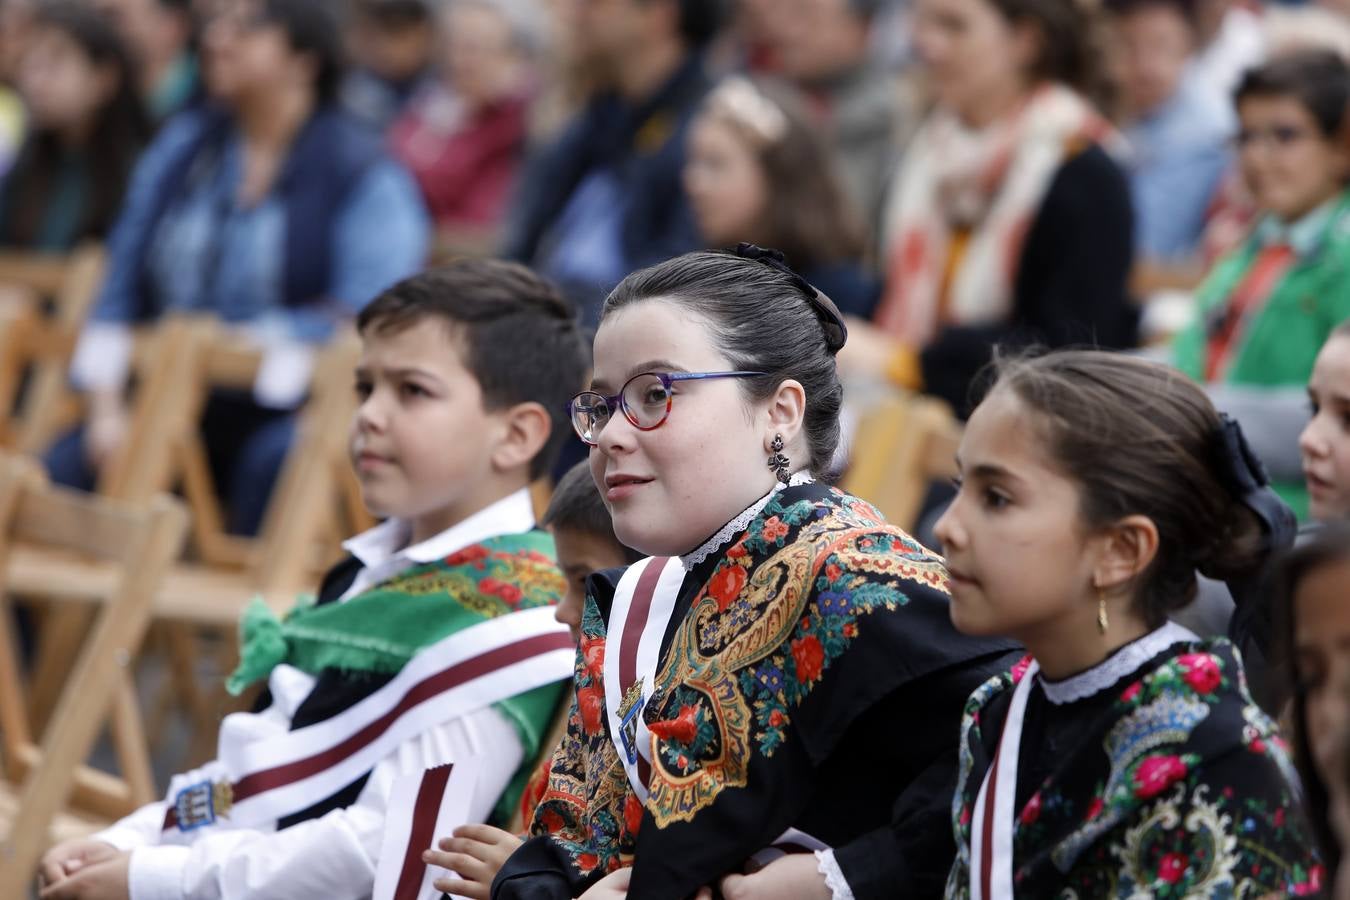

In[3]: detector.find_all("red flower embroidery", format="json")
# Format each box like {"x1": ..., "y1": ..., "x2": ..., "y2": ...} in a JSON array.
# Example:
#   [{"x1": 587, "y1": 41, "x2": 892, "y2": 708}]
[
  {"x1": 623, "y1": 793, "x2": 644, "y2": 836},
  {"x1": 1179, "y1": 653, "x2": 1221, "y2": 694},
  {"x1": 1010, "y1": 656, "x2": 1033, "y2": 685},
  {"x1": 708, "y1": 563, "x2": 748, "y2": 611},
  {"x1": 1249, "y1": 737, "x2": 1267, "y2": 755},
  {"x1": 727, "y1": 544, "x2": 748, "y2": 559},
  {"x1": 578, "y1": 686, "x2": 604, "y2": 735},
  {"x1": 577, "y1": 853, "x2": 600, "y2": 873},
  {"x1": 843, "y1": 623, "x2": 858, "y2": 638},
  {"x1": 479, "y1": 577, "x2": 523, "y2": 605},
  {"x1": 581, "y1": 639, "x2": 604, "y2": 679},
  {"x1": 1121, "y1": 681, "x2": 1142, "y2": 702},
  {"x1": 1294, "y1": 864, "x2": 1326, "y2": 895},
  {"x1": 649, "y1": 704, "x2": 700, "y2": 745},
  {"x1": 1158, "y1": 852, "x2": 1187, "y2": 885},
  {"x1": 1133, "y1": 755, "x2": 1188, "y2": 799},
  {"x1": 540, "y1": 807, "x2": 565, "y2": 834},
  {"x1": 959, "y1": 804, "x2": 971, "y2": 826},
  {"x1": 677, "y1": 753, "x2": 689, "y2": 769},
  {"x1": 825, "y1": 563, "x2": 843, "y2": 582},
  {"x1": 1020, "y1": 792, "x2": 1041, "y2": 825},
  {"x1": 1274, "y1": 807, "x2": 1286, "y2": 827},
  {"x1": 762, "y1": 516, "x2": 789, "y2": 541},
  {"x1": 792, "y1": 635, "x2": 825, "y2": 683},
  {"x1": 447, "y1": 545, "x2": 491, "y2": 566},
  {"x1": 1086, "y1": 796, "x2": 1104, "y2": 820},
  {"x1": 769, "y1": 709, "x2": 785, "y2": 727}
]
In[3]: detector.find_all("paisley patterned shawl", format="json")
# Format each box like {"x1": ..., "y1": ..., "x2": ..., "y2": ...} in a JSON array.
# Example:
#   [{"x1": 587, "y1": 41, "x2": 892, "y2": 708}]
[
  {"x1": 946, "y1": 640, "x2": 1324, "y2": 898},
  {"x1": 498, "y1": 482, "x2": 1014, "y2": 900}
]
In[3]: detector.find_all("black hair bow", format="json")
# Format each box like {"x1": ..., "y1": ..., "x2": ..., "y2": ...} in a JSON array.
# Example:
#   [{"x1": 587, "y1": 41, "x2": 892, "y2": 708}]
[
  {"x1": 733, "y1": 243, "x2": 848, "y2": 353},
  {"x1": 1217, "y1": 413, "x2": 1297, "y2": 556}
]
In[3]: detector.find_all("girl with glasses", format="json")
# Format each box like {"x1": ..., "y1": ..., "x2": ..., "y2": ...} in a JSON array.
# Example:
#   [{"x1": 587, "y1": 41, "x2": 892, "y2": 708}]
[
  {"x1": 1173, "y1": 50, "x2": 1350, "y2": 520},
  {"x1": 494, "y1": 246, "x2": 1017, "y2": 900}
]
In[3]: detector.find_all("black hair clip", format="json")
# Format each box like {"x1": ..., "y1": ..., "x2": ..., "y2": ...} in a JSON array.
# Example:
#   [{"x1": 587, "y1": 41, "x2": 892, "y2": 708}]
[
  {"x1": 1217, "y1": 413, "x2": 1297, "y2": 555},
  {"x1": 734, "y1": 243, "x2": 848, "y2": 354}
]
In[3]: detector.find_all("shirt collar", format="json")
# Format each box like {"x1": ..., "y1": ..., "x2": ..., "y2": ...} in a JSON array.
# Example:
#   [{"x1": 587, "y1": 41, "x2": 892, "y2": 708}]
[
  {"x1": 1254, "y1": 193, "x2": 1345, "y2": 257},
  {"x1": 342, "y1": 488, "x2": 536, "y2": 570}
]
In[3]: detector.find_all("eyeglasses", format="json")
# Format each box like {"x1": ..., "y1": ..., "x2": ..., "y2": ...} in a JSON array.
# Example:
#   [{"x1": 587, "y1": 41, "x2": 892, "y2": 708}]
[
  {"x1": 568, "y1": 371, "x2": 766, "y2": 446},
  {"x1": 1233, "y1": 125, "x2": 1317, "y2": 149}
]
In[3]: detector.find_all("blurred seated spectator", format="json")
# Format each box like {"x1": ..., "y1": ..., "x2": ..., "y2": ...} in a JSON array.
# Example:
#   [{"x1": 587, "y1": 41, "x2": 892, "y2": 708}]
[
  {"x1": 93, "y1": 0, "x2": 200, "y2": 123},
  {"x1": 389, "y1": 0, "x2": 540, "y2": 256},
  {"x1": 341, "y1": 0, "x2": 435, "y2": 132},
  {"x1": 1105, "y1": 0, "x2": 1232, "y2": 267},
  {"x1": 500, "y1": 0, "x2": 722, "y2": 323},
  {"x1": 762, "y1": 0, "x2": 911, "y2": 231},
  {"x1": 51, "y1": 0, "x2": 429, "y2": 534},
  {"x1": 0, "y1": 0, "x2": 34, "y2": 180},
  {"x1": 1174, "y1": 50, "x2": 1350, "y2": 519},
  {"x1": 683, "y1": 77, "x2": 879, "y2": 317},
  {"x1": 1192, "y1": 0, "x2": 1266, "y2": 104},
  {"x1": 842, "y1": 0, "x2": 1137, "y2": 416},
  {"x1": 0, "y1": 1, "x2": 150, "y2": 251}
]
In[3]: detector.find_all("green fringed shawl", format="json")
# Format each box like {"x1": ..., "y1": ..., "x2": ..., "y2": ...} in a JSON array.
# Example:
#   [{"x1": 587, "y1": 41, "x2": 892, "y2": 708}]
[{"x1": 229, "y1": 530, "x2": 569, "y2": 825}]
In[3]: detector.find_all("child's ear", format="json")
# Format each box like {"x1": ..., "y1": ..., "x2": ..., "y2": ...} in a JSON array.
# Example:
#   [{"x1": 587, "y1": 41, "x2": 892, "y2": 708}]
[
  {"x1": 491, "y1": 401, "x2": 553, "y2": 474},
  {"x1": 764, "y1": 378, "x2": 807, "y2": 446},
  {"x1": 1094, "y1": 514, "x2": 1160, "y2": 594}
]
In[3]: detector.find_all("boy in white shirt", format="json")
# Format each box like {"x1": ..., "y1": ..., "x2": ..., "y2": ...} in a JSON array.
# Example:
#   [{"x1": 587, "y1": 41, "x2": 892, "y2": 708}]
[{"x1": 38, "y1": 260, "x2": 590, "y2": 900}]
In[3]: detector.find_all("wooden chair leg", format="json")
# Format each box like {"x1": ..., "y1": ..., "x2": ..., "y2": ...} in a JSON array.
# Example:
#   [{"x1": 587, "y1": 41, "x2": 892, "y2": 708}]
[
  {"x1": 27, "y1": 605, "x2": 90, "y2": 735},
  {"x1": 110, "y1": 674, "x2": 155, "y2": 808}
]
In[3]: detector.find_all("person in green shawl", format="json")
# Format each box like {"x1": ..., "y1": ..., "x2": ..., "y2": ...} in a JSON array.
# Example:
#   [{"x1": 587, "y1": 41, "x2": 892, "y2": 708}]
[
  {"x1": 36, "y1": 260, "x2": 589, "y2": 900},
  {"x1": 1173, "y1": 50, "x2": 1350, "y2": 519}
]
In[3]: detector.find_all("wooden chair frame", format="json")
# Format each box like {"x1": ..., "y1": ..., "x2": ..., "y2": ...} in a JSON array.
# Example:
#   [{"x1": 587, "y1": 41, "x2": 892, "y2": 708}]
[{"x1": 0, "y1": 456, "x2": 186, "y2": 895}]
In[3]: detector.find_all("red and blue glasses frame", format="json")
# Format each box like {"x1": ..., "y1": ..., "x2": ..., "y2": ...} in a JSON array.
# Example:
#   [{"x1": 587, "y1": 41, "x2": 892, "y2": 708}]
[{"x1": 567, "y1": 371, "x2": 767, "y2": 446}]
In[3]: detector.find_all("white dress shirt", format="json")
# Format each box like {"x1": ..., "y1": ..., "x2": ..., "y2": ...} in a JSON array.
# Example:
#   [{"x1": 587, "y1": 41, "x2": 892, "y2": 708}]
[{"x1": 95, "y1": 489, "x2": 538, "y2": 900}]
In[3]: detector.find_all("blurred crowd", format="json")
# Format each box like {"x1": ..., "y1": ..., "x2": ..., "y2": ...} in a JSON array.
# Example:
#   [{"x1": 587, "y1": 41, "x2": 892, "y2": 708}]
[{"x1": 0, "y1": 0, "x2": 1344, "y2": 534}]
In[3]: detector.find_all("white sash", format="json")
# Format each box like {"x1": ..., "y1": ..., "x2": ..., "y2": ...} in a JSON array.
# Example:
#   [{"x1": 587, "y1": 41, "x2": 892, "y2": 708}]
[
  {"x1": 373, "y1": 757, "x2": 484, "y2": 900},
  {"x1": 162, "y1": 607, "x2": 574, "y2": 838},
  {"x1": 602, "y1": 555, "x2": 686, "y2": 802},
  {"x1": 970, "y1": 660, "x2": 1037, "y2": 900}
]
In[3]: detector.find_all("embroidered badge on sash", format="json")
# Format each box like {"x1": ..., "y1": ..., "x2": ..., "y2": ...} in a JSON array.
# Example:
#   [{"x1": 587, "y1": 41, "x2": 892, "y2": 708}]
[
  {"x1": 173, "y1": 780, "x2": 234, "y2": 831},
  {"x1": 619, "y1": 677, "x2": 646, "y2": 765}
]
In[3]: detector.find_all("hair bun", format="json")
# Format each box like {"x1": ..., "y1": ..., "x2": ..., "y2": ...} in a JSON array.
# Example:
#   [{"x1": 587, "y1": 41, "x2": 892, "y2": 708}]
[{"x1": 733, "y1": 243, "x2": 848, "y2": 354}]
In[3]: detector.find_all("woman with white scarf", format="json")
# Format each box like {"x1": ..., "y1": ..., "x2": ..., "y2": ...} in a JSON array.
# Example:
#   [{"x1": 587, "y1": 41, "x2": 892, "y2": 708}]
[{"x1": 841, "y1": 0, "x2": 1138, "y2": 414}]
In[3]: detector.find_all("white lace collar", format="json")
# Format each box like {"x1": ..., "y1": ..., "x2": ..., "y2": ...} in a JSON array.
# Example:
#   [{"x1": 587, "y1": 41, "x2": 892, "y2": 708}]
[
  {"x1": 1039, "y1": 621, "x2": 1199, "y2": 706},
  {"x1": 679, "y1": 471, "x2": 815, "y2": 571}
]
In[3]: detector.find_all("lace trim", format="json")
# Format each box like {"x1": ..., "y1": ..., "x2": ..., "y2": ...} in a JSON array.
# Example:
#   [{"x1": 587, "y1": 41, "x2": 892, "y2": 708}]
[
  {"x1": 1040, "y1": 621, "x2": 1199, "y2": 706},
  {"x1": 815, "y1": 849, "x2": 855, "y2": 900},
  {"x1": 679, "y1": 471, "x2": 814, "y2": 571}
]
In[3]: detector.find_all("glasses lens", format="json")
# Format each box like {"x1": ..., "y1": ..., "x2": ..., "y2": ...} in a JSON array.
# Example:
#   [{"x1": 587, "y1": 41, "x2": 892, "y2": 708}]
[
  {"x1": 570, "y1": 392, "x2": 610, "y2": 443},
  {"x1": 622, "y1": 374, "x2": 672, "y2": 429}
]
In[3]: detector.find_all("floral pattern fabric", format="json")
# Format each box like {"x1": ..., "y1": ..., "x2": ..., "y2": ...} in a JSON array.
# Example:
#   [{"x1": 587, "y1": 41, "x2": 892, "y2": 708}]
[
  {"x1": 509, "y1": 483, "x2": 1009, "y2": 900},
  {"x1": 946, "y1": 640, "x2": 1323, "y2": 898}
]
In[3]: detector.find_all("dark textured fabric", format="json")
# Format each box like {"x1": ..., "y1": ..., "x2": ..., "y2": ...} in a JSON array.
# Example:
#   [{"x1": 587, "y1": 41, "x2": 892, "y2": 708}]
[{"x1": 919, "y1": 143, "x2": 1138, "y2": 417}]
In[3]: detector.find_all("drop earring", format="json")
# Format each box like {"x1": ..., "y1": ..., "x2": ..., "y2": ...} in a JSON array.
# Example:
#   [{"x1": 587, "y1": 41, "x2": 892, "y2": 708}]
[
  {"x1": 767, "y1": 433, "x2": 790, "y2": 485},
  {"x1": 1097, "y1": 587, "x2": 1109, "y2": 635}
]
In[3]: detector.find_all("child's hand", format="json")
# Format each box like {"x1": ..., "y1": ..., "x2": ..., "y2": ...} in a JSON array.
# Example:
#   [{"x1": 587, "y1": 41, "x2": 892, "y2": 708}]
[
  {"x1": 578, "y1": 867, "x2": 630, "y2": 899},
  {"x1": 37, "y1": 839, "x2": 120, "y2": 890},
  {"x1": 424, "y1": 823, "x2": 523, "y2": 899},
  {"x1": 37, "y1": 850, "x2": 131, "y2": 900}
]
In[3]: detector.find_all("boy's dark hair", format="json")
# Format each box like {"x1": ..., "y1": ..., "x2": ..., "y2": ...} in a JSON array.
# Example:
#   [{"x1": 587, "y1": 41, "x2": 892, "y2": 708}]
[
  {"x1": 984, "y1": 349, "x2": 1269, "y2": 626},
  {"x1": 541, "y1": 462, "x2": 644, "y2": 563},
  {"x1": 657, "y1": 0, "x2": 724, "y2": 48},
  {"x1": 357, "y1": 260, "x2": 589, "y2": 480},
  {"x1": 1277, "y1": 524, "x2": 1350, "y2": 876},
  {"x1": 1236, "y1": 49, "x2": 1350, "y2": 140}
]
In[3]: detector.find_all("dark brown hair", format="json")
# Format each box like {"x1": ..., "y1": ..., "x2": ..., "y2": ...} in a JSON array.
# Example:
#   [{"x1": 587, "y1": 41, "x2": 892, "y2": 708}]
[
  {"x1": 699, "y1": 80, "x2": 865, "y2": 270},
  {"x1": 1236, "y1": 50, "x2": 1350, "y2": 141},
  {"x1": 1277, "y1": 524, "x2": 1350, "y2": 875},
  {"x1": 985, "y1": 350, "x2": 1267, "y2": 625},
  {"x1": 987, "y1": 0, "x2": 1096, "y2": 92},
  {"x1": 357, "y1": 260, "x2": 589, "y2": 479},
  {"x1": 542, "y1": 461, "x2": 644, "y2": 563}
]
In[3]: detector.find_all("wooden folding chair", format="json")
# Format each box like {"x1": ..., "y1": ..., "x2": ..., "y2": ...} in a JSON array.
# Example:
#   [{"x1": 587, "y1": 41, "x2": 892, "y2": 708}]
[
  {"x1": 0, "y1": 455, "x2": 187, "y2": 896},
  {"x1": 0, "y1": 244, "x2": 106, "y2": 454},
  {"x1": 840, "y1": 392, "x2": 963, "y2": 533}
]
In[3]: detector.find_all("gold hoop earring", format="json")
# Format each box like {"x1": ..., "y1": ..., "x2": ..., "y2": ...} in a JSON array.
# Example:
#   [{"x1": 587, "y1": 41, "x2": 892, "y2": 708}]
[{"x1": 1097, "y1": 588, "x2": 1109, "y2": 635}]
